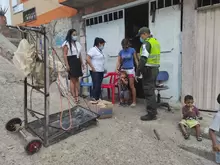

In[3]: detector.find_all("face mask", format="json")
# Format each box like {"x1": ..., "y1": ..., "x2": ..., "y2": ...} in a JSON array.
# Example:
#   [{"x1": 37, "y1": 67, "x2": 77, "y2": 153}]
[
  {"x1": 72, "y1": 36, "x2": 77, "y2": 41},
  {"x1": 99, "y1": 45, "x2": 104, "y2": 51},
  {"x1": 140, "y1": 37, "x2": 144, "y2": 43}
]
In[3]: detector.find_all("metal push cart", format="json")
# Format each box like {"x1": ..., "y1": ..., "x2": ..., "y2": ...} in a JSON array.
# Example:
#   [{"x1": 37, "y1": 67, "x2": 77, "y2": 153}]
[{"x1": 5, "y1": 25, "x2": 99, "y2": 155}]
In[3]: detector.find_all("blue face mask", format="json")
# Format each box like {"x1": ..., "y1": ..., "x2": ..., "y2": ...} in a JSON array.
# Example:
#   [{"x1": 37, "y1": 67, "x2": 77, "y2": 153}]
[
  {"x1": 140, "y1": 37, "x2": 144, "y2": 43},
  {"x1": 99, "y1": 45, "x2": 104, "y2": 51},
  {"x1": 72, "y1": 36, "x2": 77, "y2": 41}
]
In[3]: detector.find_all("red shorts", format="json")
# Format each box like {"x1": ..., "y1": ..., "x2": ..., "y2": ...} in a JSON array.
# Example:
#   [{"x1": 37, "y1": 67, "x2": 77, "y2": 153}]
[{"x1": 121, "y1": 68, "x2": 135, "y2": 78}]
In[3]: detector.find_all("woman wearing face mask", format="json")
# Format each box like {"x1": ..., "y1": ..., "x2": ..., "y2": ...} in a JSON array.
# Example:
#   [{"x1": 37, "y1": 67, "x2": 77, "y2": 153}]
[
  {"x1": 86, "y1": 37, "x2": 106, "y2": 102},
  {"x1": 116, "y1": 38, "x2": 138, "y2": 107},
  {"x1": 62, "y1": 29, "x2": 84, "y2": 104}
]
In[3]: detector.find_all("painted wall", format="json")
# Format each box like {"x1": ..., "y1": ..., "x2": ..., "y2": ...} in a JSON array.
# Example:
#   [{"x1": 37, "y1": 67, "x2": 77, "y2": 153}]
[
  {"x1": 0, "y1": 0, "x2": 12, "y2": 25},
  {"x1": 9, "y1": 0, "x2": 76, "y2": 25},
  {"x1": 181, "y1": 0, "x2": 197, "y2": 103}
]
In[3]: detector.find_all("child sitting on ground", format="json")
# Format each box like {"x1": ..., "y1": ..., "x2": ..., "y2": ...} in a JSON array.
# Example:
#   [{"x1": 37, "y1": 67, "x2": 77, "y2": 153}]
[
  {"x1": 119, "y1": 71, "x2": 129, "y2": 106},
  {"x1": 209, "y1": 94, "x2": 220, "y2": 164},
  {"x1": 179, "y1": 95, "x2": 203, "y2": 141}
]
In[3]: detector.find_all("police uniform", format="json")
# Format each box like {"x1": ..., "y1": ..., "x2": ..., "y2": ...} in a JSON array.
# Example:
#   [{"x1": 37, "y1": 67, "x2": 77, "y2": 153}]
[{"x1": 136, "y1": 27, "x2": 161, "y2": 121}]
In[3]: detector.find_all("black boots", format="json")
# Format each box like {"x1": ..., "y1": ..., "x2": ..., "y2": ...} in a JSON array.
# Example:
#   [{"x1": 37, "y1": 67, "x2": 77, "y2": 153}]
[{"x1": 140, "y1": 114, "x2": 157, "y2": 121}]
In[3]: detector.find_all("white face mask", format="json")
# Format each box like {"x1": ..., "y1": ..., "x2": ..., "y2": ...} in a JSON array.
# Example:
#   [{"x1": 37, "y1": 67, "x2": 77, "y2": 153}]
[{"x1": 72, "y1": 36, "x2": 77, "y2": 41}]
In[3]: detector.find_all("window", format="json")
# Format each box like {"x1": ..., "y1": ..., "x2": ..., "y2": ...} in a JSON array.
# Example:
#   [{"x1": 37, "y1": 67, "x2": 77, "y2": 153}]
[
  {"x1": 119, "y1": 10, "x2": 123, "y2": 19},
  {"x1": 104, "y1": 14, "x2": 108, "y2": 22},
  {"x1": 23, "y1": 7, "x2": 36, "y2": 23},
  {"x1": 113, "y1": 12, "x2": 118, "y2": 20},
  {"x1": 90, "y1": 18, "x2": 94, "y2": 25},
  {"x1": 197, "y1": 0, "x2": 220, "y2": 7},
  {"x1": 94, "y1": 17, "x2": 98, "y2": 24},
  {"x1": 173, "y1": 0, "x2": 180, "y2": 5},
  {"x1": 165, "y1": 0, "x2": 172, "y2": 7},
  {"x1": 158, "y1": 0, "x2": 164, "y2": 9},
  {"x1": 157, "y1": 0, "x2": 180, "y2": 9},
  {"x1": 108, "y1": 13, "x2": 113, "y2": 21},
  {"x1": 86, "y1": 19, "x2": 90, "y2": 26},
  {"x1": 85, "y1": 10, "x2": 124, "y2": 26},
  {"x1": 98, "y1": 16, "x2": 103, "y2": 23}
]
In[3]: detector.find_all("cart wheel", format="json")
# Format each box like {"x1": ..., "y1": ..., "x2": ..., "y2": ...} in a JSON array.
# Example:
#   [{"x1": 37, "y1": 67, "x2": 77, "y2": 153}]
[
  {"x1": 5, "y1": 118, "x2": 22, "y2": 132},
  {"x1": 25, "y1": 139, "x2": 42, "y2": 155}
]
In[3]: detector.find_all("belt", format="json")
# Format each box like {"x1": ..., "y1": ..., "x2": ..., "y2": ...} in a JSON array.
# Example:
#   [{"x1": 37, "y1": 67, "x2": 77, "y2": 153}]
[
  {"x1": 121, "y1": 67, "x2": 134, "y2": 70},
  {"x1": 145, "y1": 64, "x2": 160, "y2": 67}
]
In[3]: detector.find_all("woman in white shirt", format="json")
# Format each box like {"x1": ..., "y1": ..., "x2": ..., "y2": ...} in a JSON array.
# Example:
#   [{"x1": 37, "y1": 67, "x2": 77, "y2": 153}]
[
  {"x1": 62, "y1": 29, "x2": 84, "y2": 104},
  {"x1": 86, "y1": 37, "x2": 106, "y2": 101}
]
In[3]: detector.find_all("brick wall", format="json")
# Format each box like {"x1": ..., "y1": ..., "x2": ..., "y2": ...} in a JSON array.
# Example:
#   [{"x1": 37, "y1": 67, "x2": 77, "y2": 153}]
[{"x1": 84, "y1": 0, "x2": 137, "y2": 15}]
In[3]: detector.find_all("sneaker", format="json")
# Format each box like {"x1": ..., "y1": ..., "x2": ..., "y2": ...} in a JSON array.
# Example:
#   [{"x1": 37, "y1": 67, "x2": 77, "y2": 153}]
[
  {"x1": 140, "y1": 114, "x2": 157, "y2": 121},
  {"x1": 130, "y1": 103, "x2": 136, "y2": 108}
]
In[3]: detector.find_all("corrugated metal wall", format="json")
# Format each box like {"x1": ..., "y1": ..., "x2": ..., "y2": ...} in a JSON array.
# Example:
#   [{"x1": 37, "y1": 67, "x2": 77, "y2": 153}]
[{"x1": 193, "y1": 7, "x2": 220, "y2": 110}]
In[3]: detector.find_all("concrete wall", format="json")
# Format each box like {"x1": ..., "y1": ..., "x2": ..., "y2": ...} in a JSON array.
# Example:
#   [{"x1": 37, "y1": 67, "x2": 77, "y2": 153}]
[
  {"x1": 46, "y1": 14, "x2": 86, "y2": 62},
  {"x1": 181, "y1": 0, "x2": 197, "y2": 102}
]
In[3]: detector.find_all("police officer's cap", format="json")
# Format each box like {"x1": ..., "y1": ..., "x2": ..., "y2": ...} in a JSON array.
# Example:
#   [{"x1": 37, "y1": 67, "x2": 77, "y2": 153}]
[{"x1": 136, "y1": 27, "x2": 151, "y2": 36}]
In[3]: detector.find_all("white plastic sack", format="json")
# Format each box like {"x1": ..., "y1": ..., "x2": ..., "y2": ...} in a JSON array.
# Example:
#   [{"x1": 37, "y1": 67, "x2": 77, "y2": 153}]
[{"x1": 13, "y1": 39, "x2": 65, "y2": 88}]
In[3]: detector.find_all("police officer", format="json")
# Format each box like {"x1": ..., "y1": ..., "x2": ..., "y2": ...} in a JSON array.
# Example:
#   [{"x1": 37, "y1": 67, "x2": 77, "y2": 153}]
[{"x1": 136, "y1": 27, "x2": 160, "y2": 121}]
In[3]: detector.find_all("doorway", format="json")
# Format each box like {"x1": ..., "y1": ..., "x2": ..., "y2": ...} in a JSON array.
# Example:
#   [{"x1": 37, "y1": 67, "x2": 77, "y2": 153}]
[
  {"x1": 124, "y1": 3, "x2": 149, "y2": 99},
  {"x1": 125, "y1": 3, "x2": 149, "y2": 53}
]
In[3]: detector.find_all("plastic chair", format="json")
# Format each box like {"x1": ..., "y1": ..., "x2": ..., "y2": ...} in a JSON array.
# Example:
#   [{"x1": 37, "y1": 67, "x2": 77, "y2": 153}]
[
  {"x1": 155, "y1": 71, "x2": 172, "y2": 111},
  {"x1": 101, "y1": 72, "x2": 119, "y2": 104},
  {"x1": 80, "y1": 74, "x2": 93, "y2": 97}
]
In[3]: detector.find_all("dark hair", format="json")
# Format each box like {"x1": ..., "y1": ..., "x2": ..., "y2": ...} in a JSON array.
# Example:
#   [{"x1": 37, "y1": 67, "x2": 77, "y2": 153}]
[
  {"x1": 184, "y1": 95, "x2": 193, "y2": 102},
  {"x1": 120, "y1": 71, "x2": 128, "y2": 77},
  {"x1": 217, "y1": 94, "x2": 220, "y2": 104},
  {"x1": 121, "y1": 38, "x2": 130, "y2": 48},
  {"x1": 65, "y1": 29, "x2": 77, "y2": 54},
  {"x1": 93, "y1": 37, "x2": 106, "y2": 47}
]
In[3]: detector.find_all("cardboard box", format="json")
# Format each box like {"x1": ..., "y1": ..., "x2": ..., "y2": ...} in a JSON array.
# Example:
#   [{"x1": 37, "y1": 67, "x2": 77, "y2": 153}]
[{"x1": 88, "y1": 100, "x2": 113, "y2": 119}]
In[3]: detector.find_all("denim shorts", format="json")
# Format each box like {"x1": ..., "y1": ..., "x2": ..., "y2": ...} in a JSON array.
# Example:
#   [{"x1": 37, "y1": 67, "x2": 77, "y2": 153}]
[{"x1": 216, "y1": 151, "x2": 220, "y2": 163}]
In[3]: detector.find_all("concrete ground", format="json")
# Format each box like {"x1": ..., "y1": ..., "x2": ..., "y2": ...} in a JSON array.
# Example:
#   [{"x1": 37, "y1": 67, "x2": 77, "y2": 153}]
[{"x1": 0, "y1": 55, "x2": 217, "y2": 165}]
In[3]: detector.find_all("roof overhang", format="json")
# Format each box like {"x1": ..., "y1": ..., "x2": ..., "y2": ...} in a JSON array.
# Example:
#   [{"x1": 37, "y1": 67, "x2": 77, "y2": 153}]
[{"x1": 59, "y1": 0, "x2": 100, "y2": 9}]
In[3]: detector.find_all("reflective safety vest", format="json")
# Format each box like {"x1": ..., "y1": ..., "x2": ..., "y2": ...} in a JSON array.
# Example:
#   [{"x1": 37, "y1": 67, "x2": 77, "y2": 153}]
[{"x1": 140, "y1": 37, "x2": 161, "y2": 67}]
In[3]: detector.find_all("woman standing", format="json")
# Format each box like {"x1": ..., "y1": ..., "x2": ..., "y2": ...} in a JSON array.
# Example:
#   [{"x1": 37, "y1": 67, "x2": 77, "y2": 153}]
[
  {"x1": 116, "y1": 38, "x2": 138, "y2": 107},
  {"x1": 86, "y1": 37, "x2": 106, "y2": 102},
  {"x1": 62, "y1": 29, "x2": 84, "y2": 104}
]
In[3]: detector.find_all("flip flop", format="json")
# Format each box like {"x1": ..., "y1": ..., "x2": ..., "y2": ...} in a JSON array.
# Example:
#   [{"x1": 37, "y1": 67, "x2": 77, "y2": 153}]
[{"x1": 197, "y1": 135, "x2": 202, "y2": 142}]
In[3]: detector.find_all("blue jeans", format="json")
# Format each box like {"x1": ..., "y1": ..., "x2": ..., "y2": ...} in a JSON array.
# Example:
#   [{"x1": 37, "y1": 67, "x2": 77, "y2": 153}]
[{"x1": 90, "y1": 71, "x2": 104, "y2": 100}]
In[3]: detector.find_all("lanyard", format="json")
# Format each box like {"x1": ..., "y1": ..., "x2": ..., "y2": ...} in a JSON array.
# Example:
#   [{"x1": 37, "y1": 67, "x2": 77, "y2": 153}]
[{"x1": 95, "y1": 46, "x2": 104, "y2": 57}]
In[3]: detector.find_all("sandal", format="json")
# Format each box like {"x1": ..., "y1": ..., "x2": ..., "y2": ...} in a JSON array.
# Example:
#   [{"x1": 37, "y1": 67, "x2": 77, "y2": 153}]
[
  {"x1": 119, "y1": 102, "x2": 124, "y2": 107},
  {"x1": 197, "y1": 135, "x2": 202, "y2": 142},
  {"x1": 184, "y1": 133, "x2": 190, "y2": 140},
  {"x1": 74, "y1": 96, "x2": 80, "y2": 104}
]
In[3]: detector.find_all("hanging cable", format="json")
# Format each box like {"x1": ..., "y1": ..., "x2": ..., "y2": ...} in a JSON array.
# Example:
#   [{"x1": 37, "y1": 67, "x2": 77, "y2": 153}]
[{"x1": 51, "y1": 48, "x2": 73, "y2": 131}]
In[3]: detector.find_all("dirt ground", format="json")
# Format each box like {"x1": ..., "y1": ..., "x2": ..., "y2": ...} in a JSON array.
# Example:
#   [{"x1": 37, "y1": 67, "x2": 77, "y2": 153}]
[{"x1": 0, "y1": 56, "x2": 216, "y2": 165}]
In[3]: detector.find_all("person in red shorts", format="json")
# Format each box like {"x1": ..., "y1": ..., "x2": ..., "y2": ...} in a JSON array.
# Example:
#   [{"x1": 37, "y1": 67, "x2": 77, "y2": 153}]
[{"x1": 116, "y1": 38, "x2": 139, "y2": 107}]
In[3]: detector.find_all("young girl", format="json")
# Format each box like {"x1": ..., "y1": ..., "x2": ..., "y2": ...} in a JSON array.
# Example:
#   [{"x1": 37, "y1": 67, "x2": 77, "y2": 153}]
[
  {"x1": 179, "y1": 95, "x2": 203, "y2": 141},
  {"x1": 119, "y1": 71, "x2": 129, "y2": 106},
  {"x1": 116, "y1": 39, "x2": 138, "y2": 107}
]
